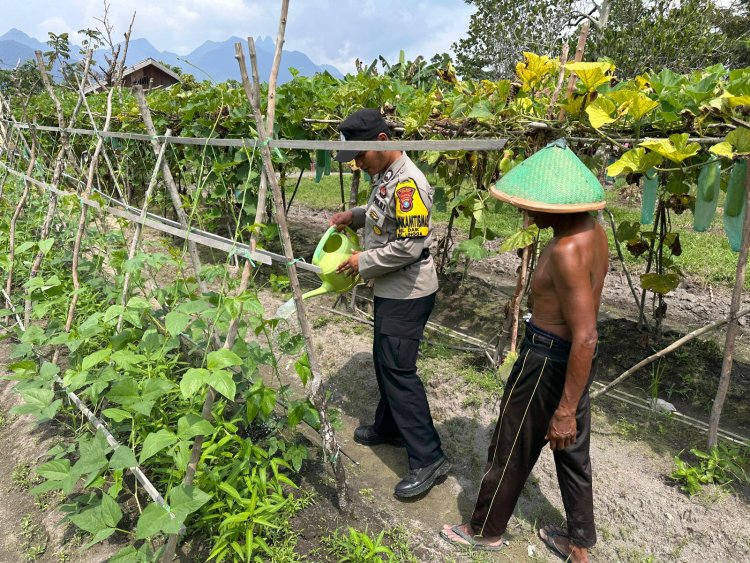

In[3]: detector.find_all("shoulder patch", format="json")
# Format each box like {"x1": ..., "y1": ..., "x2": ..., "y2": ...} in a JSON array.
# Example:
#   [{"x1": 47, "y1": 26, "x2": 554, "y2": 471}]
[{"x1": 395, "y1": 178, "x2": 429, "y2": 238}]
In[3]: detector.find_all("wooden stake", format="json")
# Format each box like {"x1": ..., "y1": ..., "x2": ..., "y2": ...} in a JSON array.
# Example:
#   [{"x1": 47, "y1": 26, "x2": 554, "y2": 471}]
[
  {"x1": 592, "y1": 308, "x2": 750, "y2": 400},
  {"x1": 707, "y1": 158, "x2": 750, "y2": 448},
  {"x1": 236, "y1": 38, "x2": 349, "y2": 510}
]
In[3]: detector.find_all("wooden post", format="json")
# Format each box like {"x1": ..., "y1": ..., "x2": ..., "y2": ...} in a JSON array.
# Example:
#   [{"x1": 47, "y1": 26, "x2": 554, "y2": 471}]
[
  {"x1": 236, "y1": 39, "x2": 349, "y2": 510},
  {"x1": 707, "y1": 158, "x2": 750, "y2": 448},
  {"x1": 558, "y1": 21, "x2": 590, "y2": 120},
  {"x1": 348, "y1": 169, "x2": 361, "y2": 209},
  {"x1": 133, "y1": 87, "x2": 207, "y2": 292},
  {"x1": 24, "y1": 50, "x2": 92, "y2": 326},
  {"x1": 116, "y1": 130, "x2": 170, "y2": 332}
]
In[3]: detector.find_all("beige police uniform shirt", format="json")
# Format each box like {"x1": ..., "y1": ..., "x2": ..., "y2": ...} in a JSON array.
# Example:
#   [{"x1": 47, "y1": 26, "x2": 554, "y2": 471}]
[{"x1": 350, "y1": 153, "x2": 439, "y2": 299}]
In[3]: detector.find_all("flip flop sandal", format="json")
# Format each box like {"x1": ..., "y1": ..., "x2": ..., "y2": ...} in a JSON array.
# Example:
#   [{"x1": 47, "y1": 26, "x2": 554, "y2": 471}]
[
  {"x1": 539, "y1": 525, "x2": 595, "y2": 562},
  {"x1": 439, "y1": 525, "x2": 505, "y2": 552}
]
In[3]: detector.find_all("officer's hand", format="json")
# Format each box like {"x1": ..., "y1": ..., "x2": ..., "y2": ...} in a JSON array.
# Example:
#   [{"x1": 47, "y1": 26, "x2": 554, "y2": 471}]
[
  {"x1": 336, "y1": 251, "x2": 360, "y2": 276},
  {"x1": 545, "y1": 408, "x2": 577, "y2": 450},
  {"x1": 329, "y1": 211, "x2": 353, "y2": 231}
]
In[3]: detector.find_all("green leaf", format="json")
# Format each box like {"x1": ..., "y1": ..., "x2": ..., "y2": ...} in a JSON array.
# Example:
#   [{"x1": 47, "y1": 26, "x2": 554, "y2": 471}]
[
  {"x1": 725, "y1": 127, "x2": 750, "y2": 155},
  {"x1": 109, "y1": 446, "x2": 138, "y2": 470},
  {"x1": 177, "y1": 413, "x2": 215, "y2": 440},
  {"x1": 454, "y1": 236, "x2": 490, "y2": 260},
  {"x1": 165, "y1": 311, "x2": 191, "y2": 336},
  {"x1": 139, "y1": 429, "x2": 178, "y2": 463},
  {"x1": 103, "y1": 305, "x2": 125, "y2": 323},
  {"x1": 209, "y1": 369, "x2": 236, "y2": 400},
  {"x1": 38, "y1": 238, "x2": 55, "y2": 254},
  {"x1": 640, "y1": 273, "x2": 680, "y2": 295},
  {"x1": 111, "y1": 350, "x2": 146, "y2": 371},
  {"x1": 82, "y1": 347, "x2": 111, "y2": 371},
  {"x1": 180, "y1": 368, "x2": 210, "y2": 399},
  {"x1": 499, "y1": 225, "x2": 539, "y2": 253},
  {"x1": 126, "y1": 296, "x2": 151, "y2": 310},
  {"x1": 294, "y1": 353, "x2": 311, "y2": 386},
  {"x1": 207, "y1": 349, "x2": 243, "y2": 370},
  {"x1": 135, "y1": 503, "x2": 182, "y2": 539},
  {"x1": 102, "y1": 408, "x2": 132, "y2": 422},
  {"x1": 169, "y1": 485, "x2": 211, "y2": 518},
  {"x1": 36, "y1": 459, "x2": 71, "y2": 481}
]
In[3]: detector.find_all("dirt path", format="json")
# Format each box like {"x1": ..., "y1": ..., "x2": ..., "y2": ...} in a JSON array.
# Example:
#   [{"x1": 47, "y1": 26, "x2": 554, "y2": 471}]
[{"x1": 0, "y1": 343, "x2": 119, "y2": 563}]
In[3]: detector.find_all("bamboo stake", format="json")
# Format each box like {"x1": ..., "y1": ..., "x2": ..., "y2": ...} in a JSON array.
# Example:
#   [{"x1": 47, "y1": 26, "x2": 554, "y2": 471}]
[
  {"x1": 591, "y1": 308, "x2": 750, "y2": 400},
  {"x1": 24, "y1": 50, "x2": 92, "y2": 326},
  {"x1": 707, "y1": 158, "x2": 750, "y2": 448},
  {"x1": 606, "y1": 209, "x2": 649, "y2": 331},
  {"x1": 348, "y1": 169, "x2": 361, "y2": 210},
  {"x1": 237, "y1": 39, "x2": 349, "y2": 510},
  {"x1": 133, "y1": 87, "x2": 206, "y2": 291},
  {"x1": 558, "y1": 21, "x2": 590, "y2": 120},
  {"x1": 116, "y1": 130, "x2": 170, "y2": 333},
  {"x1": 3, "y1": 139, "x2": 37, "y2": 307},
  {"x1": 547, "y1": 42, "x2": 569, "y2": 120}
]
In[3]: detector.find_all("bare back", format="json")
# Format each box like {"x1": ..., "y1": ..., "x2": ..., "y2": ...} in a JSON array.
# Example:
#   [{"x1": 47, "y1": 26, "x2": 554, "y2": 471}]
[{"x1": 529, "y1": 214, "x2": 608, "y2": 341}]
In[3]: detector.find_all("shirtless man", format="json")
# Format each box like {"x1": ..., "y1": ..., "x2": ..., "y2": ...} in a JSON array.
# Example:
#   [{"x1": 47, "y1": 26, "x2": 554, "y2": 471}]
[{"x1": 441, "y1": 140, "x2": 608, "y2": 563}]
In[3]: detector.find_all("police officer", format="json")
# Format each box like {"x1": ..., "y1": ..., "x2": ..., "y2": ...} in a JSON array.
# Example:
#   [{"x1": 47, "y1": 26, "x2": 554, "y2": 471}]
[{"x1": 329, "y1": 108, "x2": 449, "y2": 498}]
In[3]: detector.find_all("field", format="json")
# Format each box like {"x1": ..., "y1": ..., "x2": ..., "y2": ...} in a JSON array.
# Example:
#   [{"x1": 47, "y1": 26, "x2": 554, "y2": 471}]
[{"x1": 1, "y1": 172, "x2": 749, "y2": 562}]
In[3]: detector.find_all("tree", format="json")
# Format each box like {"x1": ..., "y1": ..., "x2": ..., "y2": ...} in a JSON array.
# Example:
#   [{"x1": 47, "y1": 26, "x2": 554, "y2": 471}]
[
  {"x1": 452, "y1": 0, "x2": 583, "y2": 79},
  {"x1": 586, "y1": 0, "x2": 738, "y2": 76},
  {"x1": 0, "y1": 60, "x2": 43, "y2": 98},
  {"x1": 453, "y1": 0, "x2": 744, "y2": 80}
]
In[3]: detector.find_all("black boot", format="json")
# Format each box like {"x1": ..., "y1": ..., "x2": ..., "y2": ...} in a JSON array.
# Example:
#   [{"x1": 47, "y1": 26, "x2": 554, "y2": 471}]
[
  {"x1": 353, "y1": 425, "x2": 406, "y2": 447},
  {"x1": 394, "y1": 456, "x2": 450, "y2": 498}
]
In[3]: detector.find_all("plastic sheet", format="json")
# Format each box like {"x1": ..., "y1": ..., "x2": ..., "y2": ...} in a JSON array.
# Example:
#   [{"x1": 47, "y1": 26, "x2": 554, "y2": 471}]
[
  {"x1": 723, "y1": 160, "x2": 747, "y2": 252},
  {"x1": 693, "y1": 160, "x2": 721, "y2": 232},
  {"x1": 641, "y1": 169, "x2": 658, "y2": 225}
]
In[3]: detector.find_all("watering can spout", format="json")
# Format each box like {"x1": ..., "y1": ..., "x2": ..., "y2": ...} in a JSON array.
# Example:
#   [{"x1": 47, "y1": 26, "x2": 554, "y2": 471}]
[{"x1": 302, "y1": 285, "x2": 333, "y2": 300}]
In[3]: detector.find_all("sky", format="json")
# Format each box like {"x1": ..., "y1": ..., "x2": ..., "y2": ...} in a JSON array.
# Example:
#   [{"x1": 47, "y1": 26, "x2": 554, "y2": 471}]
[{"x1": 2, "y1": 0, "x2": 476, "y2": 73}]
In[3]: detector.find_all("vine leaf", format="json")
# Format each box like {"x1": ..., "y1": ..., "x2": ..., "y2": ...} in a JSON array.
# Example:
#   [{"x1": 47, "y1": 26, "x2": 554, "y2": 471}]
[
  {"x1": 586, "y1": 96, "x2": 617, "y2": 129},
  {"x1": 640, "y1": 273, "x2": 680, "y2": 294},
  {"x1": 67, "y1": 493, "x2": 123, "y2": 547},
  {"x1": 207, "y1": 349, "x2": 242, "y2": 370},
  {"x1": 639, "y1": 133, "x2": 700, "y2": 163},
  {"x1": 180, "y1": 368, "x2": 210, "y2": 399},
  {"x1": 165, "y1": 311, "x2": 190, "y2": 336},
  {"x1": 607, "y1": 148, "x2": 663, "y2": 176},
  {"x1": 565, "y1": 61, "x2": 614, "y2": 91},
  {"x1": 139, "y1": 429, "x2": 178, "y2": 463},
  {"x1": 209, "y1": 369, "x2": 236, "y2": 400}
]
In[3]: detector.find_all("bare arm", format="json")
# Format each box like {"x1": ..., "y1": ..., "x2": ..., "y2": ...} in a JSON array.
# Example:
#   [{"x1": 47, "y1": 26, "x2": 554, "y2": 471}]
[{"x1": 545, "y1": 239, "x2": 598, "y2": 450}]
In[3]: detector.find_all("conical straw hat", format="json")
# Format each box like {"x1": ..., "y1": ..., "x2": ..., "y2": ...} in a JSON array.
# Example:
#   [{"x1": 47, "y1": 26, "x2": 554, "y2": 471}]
[{"x1": 491, "y1": 139, "x2": 606, "y2": 213}]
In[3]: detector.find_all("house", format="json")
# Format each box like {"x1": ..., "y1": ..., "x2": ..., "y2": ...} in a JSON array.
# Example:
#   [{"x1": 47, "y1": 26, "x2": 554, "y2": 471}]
[{"x1": 85, "y1": 58, "x2": 180, "y2": 93}]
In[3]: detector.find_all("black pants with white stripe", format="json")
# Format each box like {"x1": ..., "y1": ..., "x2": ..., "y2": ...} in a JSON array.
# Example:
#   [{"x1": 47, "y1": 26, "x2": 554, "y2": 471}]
[
  {"x1": 371, "y1": 292, "x2": 443, "y2": 469},
  {"x1": 470, "y1": 321, "x2": 597, "y2": 548}
]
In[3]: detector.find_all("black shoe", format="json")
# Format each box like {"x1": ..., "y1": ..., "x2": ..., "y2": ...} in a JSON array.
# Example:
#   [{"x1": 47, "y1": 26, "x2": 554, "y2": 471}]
[
  {"x1": 353, "y1": 425, "x2": 405, "y2": 447},
  {"x1": 394, "y1": 456, "x2": 451, "y2": 498}
]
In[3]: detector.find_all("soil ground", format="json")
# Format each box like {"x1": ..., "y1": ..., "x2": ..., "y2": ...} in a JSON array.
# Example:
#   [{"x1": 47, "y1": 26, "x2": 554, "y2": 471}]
[{"x1": 1, "y1": 204, "x2": 749, "y2": 562}]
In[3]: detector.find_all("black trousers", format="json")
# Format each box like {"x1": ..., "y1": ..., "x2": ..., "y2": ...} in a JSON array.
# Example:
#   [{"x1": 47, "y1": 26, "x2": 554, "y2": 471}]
[
  {"x1": 372, "y1": 292, "x2": 443, "y2": 469},
  {"x1": 470, "y1": 321, "x2": 597, "y2": 548}
]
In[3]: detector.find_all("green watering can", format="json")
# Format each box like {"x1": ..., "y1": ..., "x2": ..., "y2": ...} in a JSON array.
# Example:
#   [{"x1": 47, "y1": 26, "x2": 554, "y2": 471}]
[
  {"x1": 302, "y1": 226, "x2": 361, "y2": 300},
  {"x1": 275, "y1": 226, "x2": 361, "y2": 319}
]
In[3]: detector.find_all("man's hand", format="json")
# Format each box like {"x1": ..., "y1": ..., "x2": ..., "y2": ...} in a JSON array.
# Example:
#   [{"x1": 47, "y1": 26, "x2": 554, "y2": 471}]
[
  {"x1": 546, "y1": 407, "x2": 577, "y2": 450},
  {"x1": 329, "y1": 210, "x2": 353, "y2": 231},
  {"x1": 336, "y1": 251, "x2": 360, "y2": 276}
]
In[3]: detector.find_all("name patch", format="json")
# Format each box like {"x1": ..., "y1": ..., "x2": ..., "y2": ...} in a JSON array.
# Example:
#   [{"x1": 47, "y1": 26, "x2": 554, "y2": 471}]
[{"x1": 395, "y1": 178, "x2": 429, "y2": 238}]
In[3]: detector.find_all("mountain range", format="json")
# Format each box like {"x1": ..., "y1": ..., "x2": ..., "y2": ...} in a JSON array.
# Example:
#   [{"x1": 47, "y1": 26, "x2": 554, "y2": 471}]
[{"x1": 0, "y1": 28, "x2": 344, "y2": 84}]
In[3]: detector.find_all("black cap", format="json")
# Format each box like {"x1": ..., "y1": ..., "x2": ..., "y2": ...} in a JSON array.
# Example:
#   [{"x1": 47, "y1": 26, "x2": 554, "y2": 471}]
[{"x1": 334, "y1": 108, "x2": 391, "y2": 162}]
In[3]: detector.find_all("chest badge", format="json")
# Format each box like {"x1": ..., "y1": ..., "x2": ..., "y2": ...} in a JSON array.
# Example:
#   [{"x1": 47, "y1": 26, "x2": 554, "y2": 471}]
[
  {"x1": 383, "y1": 170, "x2": 394, "y2": 183},
  {"x1": 396, "y1": 187, "x2": 415, "y2": 211},
  {"x1": 369, "y1": 209, "x2": 380, "y2": 221},
  {"x1": 373, "y1": 225, "x2": 383, "y2": 235},
  {"x1": 378, "y1": 185, "x2": 388, "y2": 198}
]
